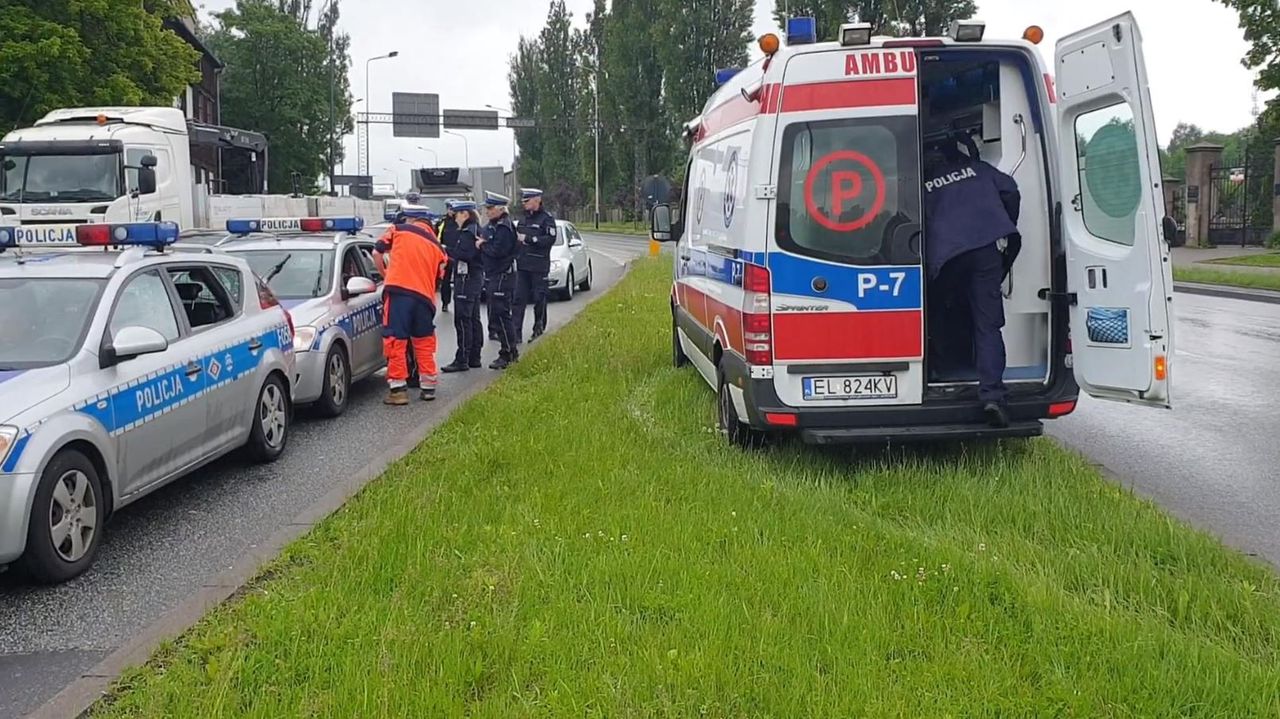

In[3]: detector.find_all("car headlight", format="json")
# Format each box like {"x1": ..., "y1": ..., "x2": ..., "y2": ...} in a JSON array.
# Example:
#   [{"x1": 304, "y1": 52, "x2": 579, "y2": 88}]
[
  {"x1": 550, "y1": 260, "x2": 565, "y2": 272},
  {"x1": 0, "y1": 426, "x2": 18, "y2": 468},
  {"x1": 293, "y1": 326, "x2": 318, "y2": 353}
]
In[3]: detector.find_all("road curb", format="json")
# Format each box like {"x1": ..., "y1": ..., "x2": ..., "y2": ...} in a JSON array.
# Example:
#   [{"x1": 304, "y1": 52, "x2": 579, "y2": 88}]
[
  {"x1": 26, "y1": 261, "x2": 635, "y2": 719},
  {"x1": 1174, "y1": 281, "x2": 1280, "y2": 305}
]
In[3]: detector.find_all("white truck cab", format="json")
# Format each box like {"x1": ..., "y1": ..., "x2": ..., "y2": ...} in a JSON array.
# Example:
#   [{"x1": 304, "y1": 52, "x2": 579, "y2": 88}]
[{"x1": 652, "y1": 13, "x2": 1175, "y2": 446}]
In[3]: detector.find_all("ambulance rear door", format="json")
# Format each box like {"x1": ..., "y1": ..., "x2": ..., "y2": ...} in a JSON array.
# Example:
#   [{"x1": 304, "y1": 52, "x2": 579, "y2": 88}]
[
  {"x1": 768, "y1": 46, "x2": 925, "y2": 408},
  {"x1": 1055, "y1": 13, "x2": 1174, "y2": 408}
]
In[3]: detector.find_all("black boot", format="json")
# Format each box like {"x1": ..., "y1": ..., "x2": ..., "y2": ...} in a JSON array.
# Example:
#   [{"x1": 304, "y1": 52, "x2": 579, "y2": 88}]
[
  {"x1": 489, "y1": 356, "x2": 511, "y2": 370},
  {"x1": 441, "y1": 362, "x2": 469, "y2": 373},
  {"x1": 983, "y1": 402, "x2": 1010, "y2": 429}
]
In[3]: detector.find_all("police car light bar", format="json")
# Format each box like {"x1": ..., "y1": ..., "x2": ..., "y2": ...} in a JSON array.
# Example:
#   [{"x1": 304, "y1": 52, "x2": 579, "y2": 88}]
[
  {"x1": 226, "y1": 217, "x2": 365, "y2": 235},
  {"x1": 949, "y1": 19, "x2": 986, "y2": 42},
  {"x1": 0, "y1": 226, "x2": 15, "y2": 251},
  {"x1": 786, "y1": 17, "x2": 818, "y2": 45},
  {"x1": 840, "y1": 22, "x2": 873, "y2": 47},
  {"x1": 77, "y1": 222, "x2": 180, "y2": 248}
]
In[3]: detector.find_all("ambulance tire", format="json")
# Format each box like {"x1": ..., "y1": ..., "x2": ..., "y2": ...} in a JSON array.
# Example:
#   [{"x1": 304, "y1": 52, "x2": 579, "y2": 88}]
[
  {"x1": 20, "y1": 449, "x2": 105, "y2": 584},
  {"x1": 672, "y1": 313, "x2": 688, "y2": 368},
  {"x1": 246, "y1": 374, "x2": 290, "y2": 463},
  {"x1": 315, "y1": 345, "x2": 350, "y2": 418},
  {"x1": 717, "y1": 365, "x2": 768, "y2": 450}
]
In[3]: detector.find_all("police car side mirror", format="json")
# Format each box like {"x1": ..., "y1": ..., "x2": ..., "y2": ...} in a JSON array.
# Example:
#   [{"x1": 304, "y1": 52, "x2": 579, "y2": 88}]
[
  {"x1": 345, "y1": 276, "x2": 376, "y2": 297},
  {"x1": 651, "y1": 204, "x2": 674, "y2": 242},
  {"x1": 104, "y1": 326, "x2": 169, "y2": 367}
]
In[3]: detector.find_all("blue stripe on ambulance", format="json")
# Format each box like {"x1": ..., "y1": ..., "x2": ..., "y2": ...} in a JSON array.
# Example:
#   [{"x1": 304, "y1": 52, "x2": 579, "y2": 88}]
[
  {"x1": 756, "y1": 253, "x2": 923, "y2": 311},
  {"x1": 73, "y1": 324, "x2": 289, "y2": 437}
]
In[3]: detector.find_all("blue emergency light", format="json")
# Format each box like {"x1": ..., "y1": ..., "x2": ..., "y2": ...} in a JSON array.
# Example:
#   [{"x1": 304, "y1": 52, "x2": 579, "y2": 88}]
[
  {"x1": 714, "y1": 67, "x2": 741, "y2": 87},
  {"x1": 226, "y1": 216, "x2": 365, "y2": 235},
  {"x1": 0, "y1": 226, "x2": 15, "y2": 250},
  {"x1": 787, "y1": 16, "x2": 818, "y2": 45},
  {"x1": 77, "y1": 222, "x2": 180, "y2": 248}
]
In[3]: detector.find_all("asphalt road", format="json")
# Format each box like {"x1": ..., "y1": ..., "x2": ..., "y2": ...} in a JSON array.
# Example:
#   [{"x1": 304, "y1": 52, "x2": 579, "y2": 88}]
[
  {"x1": 1050, "y1": 291, "x2": 1280, "y2": 565},
  {"x1": 0, "y1": 235, "x2": 650, "y2": 719}
]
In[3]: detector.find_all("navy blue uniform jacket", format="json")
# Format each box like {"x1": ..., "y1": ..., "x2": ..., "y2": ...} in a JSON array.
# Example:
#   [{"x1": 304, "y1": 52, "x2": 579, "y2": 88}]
[
  {"x1": 514, "y1": 209, "x2": 557, "y2": 274},
  {"x1": 922, "y1": 158, "x2": 1021, "y2": 279},
  {"x1": 480, "y1": 214, "x2": 519, "y2": 276}
]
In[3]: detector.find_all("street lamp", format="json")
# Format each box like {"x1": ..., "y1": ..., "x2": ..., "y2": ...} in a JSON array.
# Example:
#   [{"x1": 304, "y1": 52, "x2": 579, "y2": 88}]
[
  {"x1": 416, "y1": 145, "x2": 438, "y2": 165},
  {"x1": 320, "y1": 0, "x2": 339, "y2": 194},
  {"x1": 485, "y1": 104, "x2": 518, "y2": 192},
  {"x1": 444, "y1": 130, "x2": 469, "y2": 168},
  {"x1": 365, "y1": 51, "x2": 399, "y2": 178}
]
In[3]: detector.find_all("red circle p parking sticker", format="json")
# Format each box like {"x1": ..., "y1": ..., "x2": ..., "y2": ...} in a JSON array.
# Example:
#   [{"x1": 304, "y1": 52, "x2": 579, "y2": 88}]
[{"x1": 803, "y1": 150, "x2": 886, "y2": 232}]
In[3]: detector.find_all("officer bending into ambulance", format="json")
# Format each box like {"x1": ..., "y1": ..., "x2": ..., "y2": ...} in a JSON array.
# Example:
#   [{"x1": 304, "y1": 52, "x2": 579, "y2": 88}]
[
  {"x1": 441, "y1": 200, "x2": 486, "y2": 373},
  {"x1": 477, "y1": 192, "x2": 521, "y2": 369},
  {"x1": 922, "y1": 137, "x2": 1021, "y2": 428},
  {"x1": 513, "y1": 188, "x2": 557, "y2": 344},
  {"x1": 374, "y1": 206, "x2": 449, "y2": 404}
]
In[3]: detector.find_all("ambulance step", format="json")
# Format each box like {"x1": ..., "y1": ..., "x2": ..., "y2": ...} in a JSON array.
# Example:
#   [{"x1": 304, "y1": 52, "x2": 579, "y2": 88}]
[{"x1": 800, "y1": 420, "x2": 1044, "y2": 445}]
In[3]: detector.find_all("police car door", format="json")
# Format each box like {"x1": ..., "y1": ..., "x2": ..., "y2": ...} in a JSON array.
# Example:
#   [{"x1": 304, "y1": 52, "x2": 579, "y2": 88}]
[
  {"x1": 102, "y1": 269, "x2": 208, "y2": 496},
  {"x1": 1056, "y1": 13, "x2": 1174, "y2": 408},
  {"x1": 770, "y1": 47, "x2": 925, "y2": 407},
  {"x1": 342, "y1": 243, "x2": 383, "y2": 376}
]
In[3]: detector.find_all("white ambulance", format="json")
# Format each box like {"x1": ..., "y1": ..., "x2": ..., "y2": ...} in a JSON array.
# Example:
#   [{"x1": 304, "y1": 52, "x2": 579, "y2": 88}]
[{"x1": 651, "y1": 14, "x2": 1175, "y2": 447}]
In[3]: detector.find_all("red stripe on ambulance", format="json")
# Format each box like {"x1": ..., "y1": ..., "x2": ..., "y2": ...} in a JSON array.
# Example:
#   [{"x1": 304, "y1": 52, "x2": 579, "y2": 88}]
[
  {"x1": 780, "y1": 78, "x2": 916, "y2": 113},
  {"x1": 772, "y1": 310, "x2": 923, "y2": 361}
]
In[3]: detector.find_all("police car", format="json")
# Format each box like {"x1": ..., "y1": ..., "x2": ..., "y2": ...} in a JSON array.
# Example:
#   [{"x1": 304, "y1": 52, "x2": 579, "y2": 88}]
[
  {"x1": 651, "y1": 14, "x2": 1175, "y2": 446},
  {"x1": 0, "y1": 222, "x2": 295, "y2": 582},
  {"x1": 215, "y1": 217, "x2": 385, "y2": 417}
]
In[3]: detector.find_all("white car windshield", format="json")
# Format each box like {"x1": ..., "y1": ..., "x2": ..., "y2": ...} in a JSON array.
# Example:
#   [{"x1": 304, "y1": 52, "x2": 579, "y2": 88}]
[{"x1": 0, "y1": 277, "x2": 105, "y2": 369}]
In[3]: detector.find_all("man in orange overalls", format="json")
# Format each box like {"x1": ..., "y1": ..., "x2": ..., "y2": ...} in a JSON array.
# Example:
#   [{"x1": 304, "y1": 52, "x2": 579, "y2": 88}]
[{"x1": 373, "y1": 206, "x2": 448, "y2": 405}]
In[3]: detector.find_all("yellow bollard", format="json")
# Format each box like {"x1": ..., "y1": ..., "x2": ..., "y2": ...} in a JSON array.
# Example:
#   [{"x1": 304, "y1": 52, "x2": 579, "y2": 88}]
[{"x1": 648, "y1": 237, "x2": 661, "y2": 257}]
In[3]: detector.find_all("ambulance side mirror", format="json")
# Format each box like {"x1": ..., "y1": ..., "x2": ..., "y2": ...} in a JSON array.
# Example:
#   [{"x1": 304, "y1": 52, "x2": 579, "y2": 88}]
[{"x1": 651, "y1": 204, "x2": 674, "y2": 242}]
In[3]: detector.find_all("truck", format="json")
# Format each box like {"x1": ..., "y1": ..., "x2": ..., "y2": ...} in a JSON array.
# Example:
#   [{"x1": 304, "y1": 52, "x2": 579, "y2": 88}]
[
  {"x1": 407, "y1": 166, "x2": 507, "y2": 215},
  {"x1": 0, "y1": 106, "x2": 268, "y2": 241}
]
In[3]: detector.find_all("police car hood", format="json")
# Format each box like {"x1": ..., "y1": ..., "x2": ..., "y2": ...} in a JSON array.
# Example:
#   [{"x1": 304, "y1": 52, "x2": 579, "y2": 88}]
[
  {"x1": 0, "y1": 364, "x2": 71, "y2": 426},
  {"x1": 280, "y1": 297, "x2": 329, "y2": 328}
]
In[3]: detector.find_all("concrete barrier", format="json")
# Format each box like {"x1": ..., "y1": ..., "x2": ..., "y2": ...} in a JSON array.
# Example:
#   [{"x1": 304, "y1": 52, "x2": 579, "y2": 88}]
[
  {"x1": 311, "y1": 196, "x2": 384, "y2": 225},
  {"x1": 194, "y1": 195, "x2": 380, "y2": 230}
]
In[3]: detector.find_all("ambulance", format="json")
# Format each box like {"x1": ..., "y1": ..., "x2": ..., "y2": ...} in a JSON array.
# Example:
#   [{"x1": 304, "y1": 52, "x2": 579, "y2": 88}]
[{"x1": 651, "y1": 14, "x2": 1175, "y2": 446}]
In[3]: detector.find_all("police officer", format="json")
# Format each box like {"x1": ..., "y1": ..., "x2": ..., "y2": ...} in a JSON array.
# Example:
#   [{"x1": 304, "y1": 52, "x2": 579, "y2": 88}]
[
  {"x1": 477, "y1": 192, "x2": 520, "y2": 369},
  {"x1": 922, "y1": 139, "x2": 1021, "y2": 428},
  {"x1": 441, "y1": 200, "x2": 485, "y2": 373},
  {"x1": 374, "y1": 205, "x2": 449, "y2": 404},
  {"x1": 513, "y1": 188, "x2": 557, "y2": 343},
  {"x1": 438, "y1": 200, "x2": 463, "y2": 312}
]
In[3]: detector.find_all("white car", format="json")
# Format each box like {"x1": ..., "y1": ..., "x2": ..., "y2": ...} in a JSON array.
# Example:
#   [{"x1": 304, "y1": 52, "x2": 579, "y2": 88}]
[{"x1": 548, "y1": 220, "x2": 592, "y2": 300}]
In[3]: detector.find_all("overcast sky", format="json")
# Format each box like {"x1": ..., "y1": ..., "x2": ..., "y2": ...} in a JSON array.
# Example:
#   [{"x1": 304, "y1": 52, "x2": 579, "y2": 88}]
[{"x1": 197, "y1": 0, "x2": 1266, "y2": 191}]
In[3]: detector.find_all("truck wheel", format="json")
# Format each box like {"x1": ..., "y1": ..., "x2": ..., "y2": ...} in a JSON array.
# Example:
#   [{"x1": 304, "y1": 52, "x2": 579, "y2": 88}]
[
  {"x1": 717, "y1": 366, "x2": 768, "y2": 450},
  {"x1": 246, "y1": 374, "x2": 290, "y2": 463},
  {"x1": 315, "y1": 345, "x2": 350, "y2": 418},
  {"x1": 20, "y1": 449, "x2": 105, "y2": 584}
]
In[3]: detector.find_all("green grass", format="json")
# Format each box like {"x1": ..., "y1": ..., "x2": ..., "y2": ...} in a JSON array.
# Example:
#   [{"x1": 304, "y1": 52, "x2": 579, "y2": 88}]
[
  {"x1": 582, "y1": 220, "x2": 648, "y2": 236},
  {"x1": 94, "y1": 259, "x2": 1280, "y2": 718},
  {"x1": 1207, "y1": 252, "x2": 1280, "y2": 268},
  {"x1": 1175, "y1": 265, "x2": 1280, "y2": 292}
]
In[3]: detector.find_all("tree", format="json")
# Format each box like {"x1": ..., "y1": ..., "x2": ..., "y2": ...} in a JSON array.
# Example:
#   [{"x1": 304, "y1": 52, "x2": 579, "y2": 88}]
[
  {"x1": 771, "y1": 0, "x2": 976, "y2": 41},
  {"x1": 0, "y1": 0, "x2": 199, "y2": 131},
  {"x1": 206, "y1": 0, "x2": 352, "y2": 193}
]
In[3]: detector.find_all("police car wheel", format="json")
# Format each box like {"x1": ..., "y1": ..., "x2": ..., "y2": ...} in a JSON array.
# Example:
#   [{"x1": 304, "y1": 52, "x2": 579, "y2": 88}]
[
  {"x1": 579, "y1": 261, "x2": 593, "y2": 291},
  {"x1": 717, "y1": 367, "x2": 768, "y2": 450},
  {"x1": 316, "y1": 346, "x2": 351, "y2": 418},
  {"x1": 247, "y1": 375, "x2": 290, "y2": 463},
  {"x1": 20, "y1": 450, "x2": 104, "y2": 584}
]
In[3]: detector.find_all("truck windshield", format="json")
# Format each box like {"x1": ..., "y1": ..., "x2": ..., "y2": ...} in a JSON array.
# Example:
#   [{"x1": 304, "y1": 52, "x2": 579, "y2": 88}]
[
  {"x1": 0, "y1": 278, "x2": 105, "y2": 369},
  {"x1": 0, "y1": 154, "x2": 123, "y2": 203}
]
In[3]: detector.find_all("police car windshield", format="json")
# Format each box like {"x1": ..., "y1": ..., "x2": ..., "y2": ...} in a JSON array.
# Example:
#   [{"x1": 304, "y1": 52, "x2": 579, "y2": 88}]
[
  {"x1": 237, "y1": 249, "x2": 333, "y2": 300},
  {"x1": 0, "y1": 278, "x2": 105, "y2": 369},
  {"x1": 0, "y1": 154, "x2": 122, "y2": 203},
  {"x1": 776, "y1": 118, "x2": 921, "y2": 265}
]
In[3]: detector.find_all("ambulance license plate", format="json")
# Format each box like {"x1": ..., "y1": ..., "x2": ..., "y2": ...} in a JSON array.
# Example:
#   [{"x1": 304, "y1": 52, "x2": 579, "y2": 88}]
[{"x1": 802, "y1": 375, "x2": 897, "y2": 401}]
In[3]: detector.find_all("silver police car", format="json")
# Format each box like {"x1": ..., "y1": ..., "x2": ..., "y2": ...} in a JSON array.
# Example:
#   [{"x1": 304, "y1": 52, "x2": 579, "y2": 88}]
[
  {"x1": 215, "y1": 217, "x2": 384, "y2": 416},
  {"x1": 0, "y1": 221, "x2": 296, "y2": 583}
]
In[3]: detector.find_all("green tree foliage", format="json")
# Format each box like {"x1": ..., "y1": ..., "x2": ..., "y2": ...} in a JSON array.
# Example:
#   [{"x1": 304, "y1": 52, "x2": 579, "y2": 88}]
[
  {"x1": 771, "y1": 0, "x2": 976, "y2": 41},
  {"x1": 0, "y1": 0, "x2": 200, "y2": 130},
  {"x1": 206, "y1": 0, "x2": 352, "y2": 194}
]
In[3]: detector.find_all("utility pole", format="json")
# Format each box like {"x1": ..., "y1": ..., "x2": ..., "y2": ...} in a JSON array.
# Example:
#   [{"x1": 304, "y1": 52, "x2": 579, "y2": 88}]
[{"x1": 593, "y1": 50, "x2": 601, "y2": 230}]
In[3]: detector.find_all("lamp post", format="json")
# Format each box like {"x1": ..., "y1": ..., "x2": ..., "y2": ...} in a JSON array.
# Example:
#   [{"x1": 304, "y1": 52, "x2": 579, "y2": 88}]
[
  {"x1": 416, "y1": 145, "x2": 438, "y2": 165},
  {"x1": 320, "y1": 0, "x2": 339, "y2": 195},
  {"x1": 485, "y1": 103, "x2": 519, "y2": 193},
  {"x1": 444, "y1": 130, "x2": 469, "y2": 168},
  {"x1": 364, "y1": 51, "x2": 399, "y2": 178}
]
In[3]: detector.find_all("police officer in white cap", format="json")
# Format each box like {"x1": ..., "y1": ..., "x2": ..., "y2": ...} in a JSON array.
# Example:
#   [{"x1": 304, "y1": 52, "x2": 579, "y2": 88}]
[
  {"x1": 477, "y1": 191, "x2": 520, "y2": 369},
  {"x1": 513, "y1": 188, "x2": 557, "y2": 343}
]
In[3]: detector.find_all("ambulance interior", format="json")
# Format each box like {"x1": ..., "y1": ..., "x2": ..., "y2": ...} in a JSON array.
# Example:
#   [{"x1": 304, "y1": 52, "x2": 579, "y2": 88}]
[{"x1": 917, "y1": 50, "x2": 1052, "y2": 390}]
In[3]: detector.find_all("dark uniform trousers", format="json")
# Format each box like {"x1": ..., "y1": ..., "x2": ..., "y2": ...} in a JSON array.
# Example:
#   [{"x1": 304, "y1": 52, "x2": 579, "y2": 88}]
[
  {"x1": 513, "y1": 269, "x2": 549, "y2": 342},
  {"x1": 485, "y1": 269, "x2": 519, "y2": 360},
  {"x1": 928, "y1": 242, "x2": 1007, "y2": 403},
  {"x1": 440, "y1": 260, "x2": 454, "y2": 310},
  {"x1": 451, "y1": 263, "x2": 484, "y2": 367}
]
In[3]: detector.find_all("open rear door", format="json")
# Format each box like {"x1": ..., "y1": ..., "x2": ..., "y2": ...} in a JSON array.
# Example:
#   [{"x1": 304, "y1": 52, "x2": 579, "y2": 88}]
[{"x1": 1055, "y1": 13, "x2": 1174, "y2": 408}]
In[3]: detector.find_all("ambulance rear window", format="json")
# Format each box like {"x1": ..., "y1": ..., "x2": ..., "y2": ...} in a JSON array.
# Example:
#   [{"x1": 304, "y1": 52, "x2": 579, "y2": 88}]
[{"x1": 776, "y1": 117, "x2": 921, "y2": 266}]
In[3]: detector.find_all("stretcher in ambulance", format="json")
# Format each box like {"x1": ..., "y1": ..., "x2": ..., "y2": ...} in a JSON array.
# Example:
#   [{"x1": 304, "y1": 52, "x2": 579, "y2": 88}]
[{"x1": 651, "y1": 14, "x2": 1175, "y2": 446}]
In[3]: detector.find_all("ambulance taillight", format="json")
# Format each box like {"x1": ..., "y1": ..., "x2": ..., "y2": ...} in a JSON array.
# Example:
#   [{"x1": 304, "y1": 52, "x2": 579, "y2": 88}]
[{"x1": 742, "y1": 263, "x2": 773, "y2": 366}]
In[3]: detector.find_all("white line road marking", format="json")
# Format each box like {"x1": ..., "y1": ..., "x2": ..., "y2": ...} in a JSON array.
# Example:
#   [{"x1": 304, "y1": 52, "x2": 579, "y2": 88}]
[{"x1": 588, "y1": 246, "x2": 640, "y2": 266}]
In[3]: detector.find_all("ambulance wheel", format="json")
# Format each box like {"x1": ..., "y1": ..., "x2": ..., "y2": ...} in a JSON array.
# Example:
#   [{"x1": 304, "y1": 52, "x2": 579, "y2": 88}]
[
  {"x1": 20, "y1": 449, "x2": 105, "y2": 584},
  {"x1": 579, "y1": 260, "x2": 593, "y2": 291},
  {"x1": 247, "y1": 374, "x2": 290, "y2": 463},
  {"x1": 717, "y1": 366, "x2": 768, "y2": 450},
  {"x1": 316, "y1": 345, "x2": 350, "y2": 418},
  {"x1": 672, "y1": 314, "x2": 688, "y2": 368}
]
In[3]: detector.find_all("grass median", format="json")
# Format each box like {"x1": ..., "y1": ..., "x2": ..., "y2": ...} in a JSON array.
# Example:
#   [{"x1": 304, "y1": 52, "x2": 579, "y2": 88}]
[
  {"x1": 1208, "y1": 252, "x2": 1280, "y2": 268},
  {"x1": 1175, "y1": 265, "x2": 1280, "y2": 292},
  {"x1": 96, "y1": 258, "x2": 1280, "y2": 717}
]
